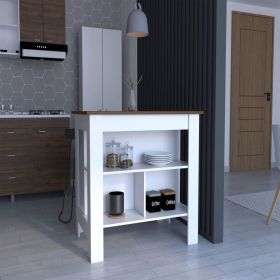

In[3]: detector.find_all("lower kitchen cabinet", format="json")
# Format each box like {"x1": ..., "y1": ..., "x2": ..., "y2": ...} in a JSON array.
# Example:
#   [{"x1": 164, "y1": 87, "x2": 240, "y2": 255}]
[{"x1": 0, "y1": 117, "x2": 70, "y2": 196}]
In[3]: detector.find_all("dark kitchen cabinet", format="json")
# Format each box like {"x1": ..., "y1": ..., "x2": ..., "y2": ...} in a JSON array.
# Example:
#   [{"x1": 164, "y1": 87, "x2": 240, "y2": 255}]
[
  {"x1": 43, "y1": 0, "x2": 65, "y2": 44},
  {"x1": 20, "y1": 0, "x2": 65, "y2": 44},
  {"x1": 0, "y1": 118, "x2": 70, "y2": 196},
  {"x1": 20, "y1": 0, "x2": 44, "y2": 43}
]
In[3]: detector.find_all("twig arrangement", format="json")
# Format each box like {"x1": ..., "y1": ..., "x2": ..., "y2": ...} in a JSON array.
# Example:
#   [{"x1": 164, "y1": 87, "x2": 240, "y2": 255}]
[{"x1": 123, "y1": 74, "x2": 143, "y2": 90}]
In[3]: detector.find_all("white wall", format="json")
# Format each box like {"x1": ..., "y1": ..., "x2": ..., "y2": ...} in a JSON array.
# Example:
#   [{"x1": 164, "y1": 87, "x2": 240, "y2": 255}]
[
  {"x1": 225, "y1": 1, "x2": 280, "y2": 170},
  {"x1": 121, "y1": 0, "x2": 138, "y2": 111}
]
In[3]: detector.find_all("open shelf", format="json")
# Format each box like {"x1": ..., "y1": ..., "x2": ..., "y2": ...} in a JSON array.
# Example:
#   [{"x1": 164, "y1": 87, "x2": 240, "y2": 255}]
[
  {"x1": 0, "y1": 52, "x2": 19, "y2": 58},
  {"x1": 103, "y1": 160, "x2": 188, "y2": 175},
  {"x1": 103, "y1": 203, "x2": 188, "y2": 228},
  {"x1": 0, "y1": 23, "x2": 18, "y2": 28}
]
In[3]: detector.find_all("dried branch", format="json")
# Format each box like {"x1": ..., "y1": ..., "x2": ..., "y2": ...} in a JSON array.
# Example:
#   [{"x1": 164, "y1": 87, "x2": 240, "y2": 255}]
[
  {"x1": 137, "y1": 74, "x2": 143, "y2": 86},
  {"x1": 123, "y1": 74, "x2": 144, "y2": 89}
]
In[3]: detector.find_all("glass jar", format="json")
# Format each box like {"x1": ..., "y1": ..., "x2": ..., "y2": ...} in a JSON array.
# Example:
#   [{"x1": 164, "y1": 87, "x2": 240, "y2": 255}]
[
  {"x1": 119, "y1": 144, "x2": 133, "y2": 169},
  {"x1": 105, "y1": 140, "x2": 120, "y2": 168}
]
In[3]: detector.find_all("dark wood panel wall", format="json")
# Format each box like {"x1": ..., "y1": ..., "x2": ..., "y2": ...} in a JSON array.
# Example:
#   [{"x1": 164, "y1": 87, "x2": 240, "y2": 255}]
[{"x1": 138, "y1": 0, "x2": 226, "y2": 243}]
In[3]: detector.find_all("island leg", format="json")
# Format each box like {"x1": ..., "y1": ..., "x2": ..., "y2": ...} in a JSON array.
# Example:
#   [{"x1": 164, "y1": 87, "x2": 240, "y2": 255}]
[
  {"x1": 187, "y1": 115, "x2": 199, "y2": 245},
  {"x1": 88, "y1": 125, "x2": 104, "y2": 263}
]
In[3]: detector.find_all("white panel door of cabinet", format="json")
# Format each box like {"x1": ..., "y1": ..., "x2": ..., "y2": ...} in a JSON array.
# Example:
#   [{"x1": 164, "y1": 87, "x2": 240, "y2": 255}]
[
  {"x1": 79, "y1": 27, "x2": 103, "y2": 111},
  {"x1": 79, "y1": 27, "x2": 122, "y2": 112},
  {"x1": 102, "y1": 29, "x2": 122, "y2": 111}
]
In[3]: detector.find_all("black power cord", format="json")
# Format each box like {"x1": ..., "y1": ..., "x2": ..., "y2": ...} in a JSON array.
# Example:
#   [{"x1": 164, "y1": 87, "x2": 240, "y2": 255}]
[{"x1": 58, "y1": 129, "x2": 75, "y2": 224}]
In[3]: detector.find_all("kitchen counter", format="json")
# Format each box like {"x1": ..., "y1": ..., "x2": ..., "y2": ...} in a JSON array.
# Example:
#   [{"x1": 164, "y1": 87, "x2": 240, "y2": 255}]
[
  {"x1": 0, "y1": 114, "x2": 70, "y2": 118},
  {"x1": 0, "y1": 117, "x2": 70, "y2": 197}
]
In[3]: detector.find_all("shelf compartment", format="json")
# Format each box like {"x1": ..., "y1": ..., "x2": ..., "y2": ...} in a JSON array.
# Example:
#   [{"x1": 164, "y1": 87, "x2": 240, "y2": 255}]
[
  {"x1": 103, "y1": 173, "x2": 136, "y2": 214},
  {"x1": 0, "y1": 0, "x2": 18, "y2": 27},
  {"x1": 103, "y1": 160, "x2": 188, "y2": 175},
  {"x1": 0, "y1": 27, "x2": 19, "y2": 56},
  {"x1": 0, "y1": 52, "x2": 19, "y2": 58},
  {"x1": 0, "y1": 23, "x2": 18, "y2": 28},
  {"x1": 103, "y1": 203, "x2": 188, "y2": 228}
]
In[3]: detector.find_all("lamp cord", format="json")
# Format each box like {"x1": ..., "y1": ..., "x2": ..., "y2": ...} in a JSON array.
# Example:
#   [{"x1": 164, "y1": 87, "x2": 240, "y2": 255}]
[
  {"x1": 135, "y1": 0, "x2": 141, "y2": 9},
  {"x1": 58, "y1": 139, "x2": 75, "y2": 224}
]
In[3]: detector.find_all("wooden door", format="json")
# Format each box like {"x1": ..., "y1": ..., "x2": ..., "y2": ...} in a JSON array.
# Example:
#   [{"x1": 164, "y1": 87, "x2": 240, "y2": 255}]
[
  {"x1": 20, "y1": 0, "x2": 44, "y2": 42},
  {"x1": 230, "y1": 12, "x2": 274, "y2": 171},
  {"x1": 43, "y1": 0, "x2": 65, "y2": 44}
]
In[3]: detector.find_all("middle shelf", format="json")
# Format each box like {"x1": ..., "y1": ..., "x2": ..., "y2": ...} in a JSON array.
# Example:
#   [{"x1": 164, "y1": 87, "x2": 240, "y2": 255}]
[{"x1": 103, "y1": 160, "x2": 188, "y2": 175}]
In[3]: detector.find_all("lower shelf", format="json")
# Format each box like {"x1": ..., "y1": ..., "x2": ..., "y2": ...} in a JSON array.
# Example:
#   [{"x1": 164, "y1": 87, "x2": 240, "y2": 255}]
[
  {"x1": 0, "y1": 52, "x2": 19, "y2": 58},
  {"x1": 103, "y1": 203, "x2": 188, "y2": 228}
]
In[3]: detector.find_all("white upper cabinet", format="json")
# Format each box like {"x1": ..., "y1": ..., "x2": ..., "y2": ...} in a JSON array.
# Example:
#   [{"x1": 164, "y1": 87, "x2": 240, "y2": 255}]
[
  {"x1": 0, "y1": 0, "x2": 19, "y2": 57},
  {"x1": 79, "y1": 27, "x2": 103, "y2": 111},
  {"x1": 79, "y1": 27, "x2": 122, "y2": 112}
]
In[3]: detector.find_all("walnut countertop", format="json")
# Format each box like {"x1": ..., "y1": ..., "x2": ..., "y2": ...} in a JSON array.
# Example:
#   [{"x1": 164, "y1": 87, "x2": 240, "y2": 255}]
[
  {"x1": 0, "y1": 114, "x2": 71, "y2": 119},
  {"x1": 72, "y1": 111, "x2": 204, "y2": 115}
]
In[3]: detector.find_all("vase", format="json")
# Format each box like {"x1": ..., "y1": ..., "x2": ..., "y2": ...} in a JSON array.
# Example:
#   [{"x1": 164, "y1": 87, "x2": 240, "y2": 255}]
[
  {"x1": 128, "y1": 89, "x2": 137, "y2": 111},
  {"x1": 109, "y1": 191, "x2": 124, "y2": 216}
]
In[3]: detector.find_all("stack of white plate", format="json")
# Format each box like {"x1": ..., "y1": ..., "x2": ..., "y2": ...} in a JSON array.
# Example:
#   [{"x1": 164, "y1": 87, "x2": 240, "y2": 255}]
[{"x1": 144, "y1": 151, "x2": 172, "y2": 166}]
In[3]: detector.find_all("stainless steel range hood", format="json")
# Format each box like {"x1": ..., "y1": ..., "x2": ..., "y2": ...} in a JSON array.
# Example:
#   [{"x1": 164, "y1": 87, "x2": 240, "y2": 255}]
[{"x1": 20, "y1": 42, "x2": 68, "y2": 60}]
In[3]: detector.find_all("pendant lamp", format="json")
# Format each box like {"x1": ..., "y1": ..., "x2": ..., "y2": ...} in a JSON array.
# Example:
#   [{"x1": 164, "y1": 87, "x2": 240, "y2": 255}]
[{"x1": 126, "y1": 1, "x2": 149, "y2": 38}]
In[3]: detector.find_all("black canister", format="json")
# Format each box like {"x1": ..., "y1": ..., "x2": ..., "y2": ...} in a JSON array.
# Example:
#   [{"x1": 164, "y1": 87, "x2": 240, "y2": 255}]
[
  {"x1": 109, "y1": 191, "x2": 124, "y2": 216},
  {"x1": 146, "y1": 191, "x2": 161, "y2": 213},
  {"x1": 161, "y1": 189, "x2": 176, "y2": 211}
]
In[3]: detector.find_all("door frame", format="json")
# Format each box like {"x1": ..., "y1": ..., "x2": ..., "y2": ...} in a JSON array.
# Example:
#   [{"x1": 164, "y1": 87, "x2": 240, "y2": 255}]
[{"x1": 229, "y1": 11, "x2": 274, "y2": 172}]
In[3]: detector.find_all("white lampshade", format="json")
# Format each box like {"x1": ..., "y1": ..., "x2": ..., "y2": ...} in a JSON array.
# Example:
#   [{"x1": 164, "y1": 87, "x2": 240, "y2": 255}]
[{"x1": 126, "y1": 2, "x2": 149, "y2": 38}]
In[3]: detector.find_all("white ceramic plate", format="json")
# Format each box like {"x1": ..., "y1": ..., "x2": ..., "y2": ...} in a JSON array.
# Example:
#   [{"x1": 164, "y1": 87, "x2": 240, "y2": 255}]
[
  {"x1": 144, "y1": 156, "x2": 172, "y2": 160},
  {"x1": 145, "y1": 160, "x2": 172, "y2": 165},
  {"x1": 144, "y1": 151, "x2": 172, "y2": 157},
  {"x1": 145, "y1": 161, "x2": 171, "y2": 166},
  {"x1": 144, "y1": 154, "x2": 172, "y2": 158},
  {"x1": 145, "y1": 159, "x2": 172, "y2": 163}
]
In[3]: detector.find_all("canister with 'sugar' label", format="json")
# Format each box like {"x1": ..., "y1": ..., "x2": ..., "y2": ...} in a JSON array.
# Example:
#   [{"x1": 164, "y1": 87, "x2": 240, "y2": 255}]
[{"x1": 161, "y1": 189, "x2": 176, "y2": 211}]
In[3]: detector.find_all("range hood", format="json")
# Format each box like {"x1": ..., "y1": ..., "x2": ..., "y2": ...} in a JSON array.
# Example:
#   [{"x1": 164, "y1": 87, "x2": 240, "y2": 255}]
[{"x1": 20, "y1": 42, "x2": 68, "y2": 61}]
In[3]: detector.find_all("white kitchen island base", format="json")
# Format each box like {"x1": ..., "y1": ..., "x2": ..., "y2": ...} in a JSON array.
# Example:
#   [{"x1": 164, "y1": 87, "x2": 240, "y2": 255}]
[{"x1": 73, "y1": 111, "x2": 201, "y2": 263}]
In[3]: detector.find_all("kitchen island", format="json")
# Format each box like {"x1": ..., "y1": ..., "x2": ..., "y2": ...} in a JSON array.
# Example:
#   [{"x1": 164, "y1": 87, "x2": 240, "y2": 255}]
[{"x1": 73, "y1": 111, "x2": 202, "y2": 263}]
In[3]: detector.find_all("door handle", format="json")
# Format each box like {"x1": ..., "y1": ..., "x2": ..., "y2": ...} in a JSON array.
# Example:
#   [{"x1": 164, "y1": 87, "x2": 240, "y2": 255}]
[{"x1": 264, "y1": 92, "x2": 271, "y2": 101}]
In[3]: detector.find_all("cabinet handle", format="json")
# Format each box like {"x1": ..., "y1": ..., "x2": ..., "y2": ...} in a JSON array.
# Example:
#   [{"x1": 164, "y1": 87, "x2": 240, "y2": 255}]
[
  {"x1": 8, "y1": 176, "x2": 16, "y2": 180},
  {"x1": 8, "y1": 154, "x2": 16, "y2": 157},
  {"x1": 46, "y1": 40, "x2": 53, "y2": 43},
  {"x1": 38, "y1": 130, "x2": 47, "y2": 133},
  {"x1": 7, "y1": 131, "x2": 16, "y2": 134},
  {"x1": 34, "y1": 39, "x2": 41, "y2": 42}
]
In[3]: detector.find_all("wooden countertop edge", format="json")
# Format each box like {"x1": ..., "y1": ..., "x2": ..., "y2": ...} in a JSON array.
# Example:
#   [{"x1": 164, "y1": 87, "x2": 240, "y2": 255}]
[
  {"x1": 0, "y1": 115, "x2": 71, "y2": 119},
  {"x1": 72, "y1": 111, "x2": 204, "y2": 115}
]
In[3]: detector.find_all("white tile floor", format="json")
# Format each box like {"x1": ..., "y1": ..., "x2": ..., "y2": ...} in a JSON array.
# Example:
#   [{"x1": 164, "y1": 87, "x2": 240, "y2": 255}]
[{"x1": 0, "y1": 169, "x2": 280, "y2": 279}]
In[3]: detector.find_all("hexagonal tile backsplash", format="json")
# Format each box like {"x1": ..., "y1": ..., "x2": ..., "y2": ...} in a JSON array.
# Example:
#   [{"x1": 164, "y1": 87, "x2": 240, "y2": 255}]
[{"x1": 0, "y1": 0, "x2": 122, "y2": 113}]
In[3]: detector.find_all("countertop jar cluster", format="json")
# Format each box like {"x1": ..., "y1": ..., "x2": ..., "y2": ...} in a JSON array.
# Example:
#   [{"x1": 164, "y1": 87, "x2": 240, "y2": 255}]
[{"x1": 105, "y1": 140, "x2": 133, "y2": 169}]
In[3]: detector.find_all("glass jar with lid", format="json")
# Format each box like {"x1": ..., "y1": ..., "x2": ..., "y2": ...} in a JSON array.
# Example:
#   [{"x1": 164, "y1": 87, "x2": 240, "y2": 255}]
[
  {"x1": 119, "y1": 143, "x2": 133, "y2": 169},
  {"x1": 105, "y1": 140, "x2": 120, "y2": 168}
]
